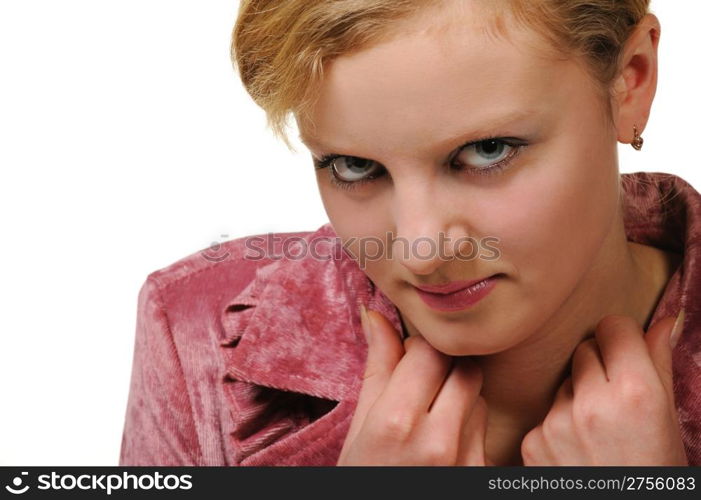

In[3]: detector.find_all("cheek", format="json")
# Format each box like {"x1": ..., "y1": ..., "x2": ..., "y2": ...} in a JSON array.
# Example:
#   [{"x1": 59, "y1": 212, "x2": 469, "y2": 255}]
[
  {"x1": 482, "y1": 140, "x2": 619, "y2": 290},
  {"x1": 318, "y1": 182, "x2": 394, "y2": 269}
]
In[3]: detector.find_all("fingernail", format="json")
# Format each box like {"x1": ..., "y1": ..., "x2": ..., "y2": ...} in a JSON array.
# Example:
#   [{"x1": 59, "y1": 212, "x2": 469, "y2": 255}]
[
  {"x1": 670, "y1": 308, "x2": 685, "y2": 349},
  {"x1": 359, "y1": 304, "x2": 371, "y2": 344}
]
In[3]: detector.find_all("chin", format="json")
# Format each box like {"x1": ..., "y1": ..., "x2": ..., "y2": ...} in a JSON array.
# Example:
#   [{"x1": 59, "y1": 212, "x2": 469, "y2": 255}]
[{"x1": 412, "y1": 318, "x2": 520, "y2": 357}]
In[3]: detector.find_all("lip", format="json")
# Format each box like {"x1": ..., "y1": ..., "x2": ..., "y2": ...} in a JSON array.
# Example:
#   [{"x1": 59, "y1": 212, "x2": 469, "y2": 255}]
[
  {"x1": 414, "y1": 274, "x2": 501, "y2": 312},
  {"x1": 414, "y1": 275, "x2": 500, "y2": 294}
]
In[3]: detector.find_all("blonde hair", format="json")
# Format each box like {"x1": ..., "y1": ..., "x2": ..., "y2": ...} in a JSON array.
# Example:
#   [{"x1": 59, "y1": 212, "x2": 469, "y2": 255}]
[{"x1": 232, "y1": 0, "x2": 651, "y2": 148}]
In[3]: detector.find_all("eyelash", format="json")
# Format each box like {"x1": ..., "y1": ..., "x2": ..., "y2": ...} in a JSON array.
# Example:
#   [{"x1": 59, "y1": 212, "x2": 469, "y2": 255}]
[{"x1": 313, "y1": 137, "x2": 528, "y2": 192}]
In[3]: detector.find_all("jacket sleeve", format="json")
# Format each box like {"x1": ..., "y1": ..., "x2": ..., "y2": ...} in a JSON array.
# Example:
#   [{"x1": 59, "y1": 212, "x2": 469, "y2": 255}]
[{"x1": 119, "y1": 276, "x2": 203, "y2": 465}]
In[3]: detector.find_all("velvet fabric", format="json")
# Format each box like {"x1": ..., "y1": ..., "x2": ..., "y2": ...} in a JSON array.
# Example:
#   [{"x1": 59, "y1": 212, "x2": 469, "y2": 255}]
[{"x1": 119, "y1": 172, "x2": 701, "y2": 466}]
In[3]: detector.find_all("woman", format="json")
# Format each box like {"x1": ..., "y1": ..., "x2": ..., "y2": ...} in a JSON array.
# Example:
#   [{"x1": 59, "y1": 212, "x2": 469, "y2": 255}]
[{"x1": 120, "y1": 0, "x2": 700, "y2": 466}]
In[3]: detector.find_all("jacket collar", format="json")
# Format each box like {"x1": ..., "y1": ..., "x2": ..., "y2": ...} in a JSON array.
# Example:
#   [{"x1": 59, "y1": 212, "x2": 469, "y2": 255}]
[
  {"x1": 220, "y1": 172, "x2": 700, "y2": 403},
  {"x1": 220, "y1": 223, "x2": 403, "y2": 402}
]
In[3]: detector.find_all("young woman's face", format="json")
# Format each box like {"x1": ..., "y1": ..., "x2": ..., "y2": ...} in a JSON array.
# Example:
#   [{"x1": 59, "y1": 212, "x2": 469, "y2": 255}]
[{"x1": 299, "y1": 1, "x2": 622, "y2": 356}]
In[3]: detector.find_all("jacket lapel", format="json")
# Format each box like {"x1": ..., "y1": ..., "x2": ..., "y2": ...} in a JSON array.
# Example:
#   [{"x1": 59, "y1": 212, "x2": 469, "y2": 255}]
[{"x1": 220, "y1": 224, "x2": 404, "y2": 403}]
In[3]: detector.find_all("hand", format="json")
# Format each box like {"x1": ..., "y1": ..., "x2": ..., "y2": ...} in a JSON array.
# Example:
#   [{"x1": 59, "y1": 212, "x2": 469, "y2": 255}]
[
  {"x1": 521, "y1": 313, "x2": 688, "y2": 465},
  {"x1": 337, "y1": 306, "x2": 489, "y2": 465}
]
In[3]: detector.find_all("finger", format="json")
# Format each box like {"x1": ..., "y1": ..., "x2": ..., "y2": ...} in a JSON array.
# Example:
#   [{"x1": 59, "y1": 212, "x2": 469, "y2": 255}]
[
  {"x1": 456, "y1": 395, "x2": 489, "y2": 465},
  {"x1": 555, "y1": 376, "x2": 574, "y2": 404},
  {"x1": 370, "y1": 333, "x2": 453, "y2": 422},
  {"x1": 430, "y1": 356, "x2": 482, "y2": 417},
  {"x1": 571, "y1": 338, "x2": 608, "y2": 394},
  {"x1": 643, "y1": 313, "x2": 679, "y2": 404},
  {"x1": 429, "y1": 356, "x2": 483, "y2": 434},
  {"x1": 594, "y1": 315, "x2": 654, "y2": 381},
  {"x1": 521, "y1": 425, "x2": 554, "y2": 466},
  {"x1": 544, "y1": 378, "x2": 574, "y2": 437},
  {"x1": 542, "y1": 378, "x2": 578, "y2": 464},
  {"x1": 346, "y1": 307, "x2": 406, "y2": 446}
]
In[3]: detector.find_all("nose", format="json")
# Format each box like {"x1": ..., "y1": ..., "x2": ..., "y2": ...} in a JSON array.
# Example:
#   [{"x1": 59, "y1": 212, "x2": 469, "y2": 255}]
[{"x1": 390, "y1": 177, "x2": 470, "y2": 276}]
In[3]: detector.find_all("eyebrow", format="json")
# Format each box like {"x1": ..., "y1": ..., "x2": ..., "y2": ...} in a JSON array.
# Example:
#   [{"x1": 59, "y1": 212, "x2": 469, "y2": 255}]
[{"x1": 298, "y1": 109, "x2": 536, "y2": 156}]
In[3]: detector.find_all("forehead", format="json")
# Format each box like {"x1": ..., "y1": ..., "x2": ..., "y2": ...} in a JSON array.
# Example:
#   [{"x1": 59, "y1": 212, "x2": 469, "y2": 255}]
[{"x1": 299, "y1": 0, "x2": 585, "y2": 157}]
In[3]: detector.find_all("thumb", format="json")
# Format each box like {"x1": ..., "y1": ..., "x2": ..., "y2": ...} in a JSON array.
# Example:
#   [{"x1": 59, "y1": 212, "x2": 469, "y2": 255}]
[
  {"x1": 456, "y1": 395, "x2": 489, "y2": 466},
  {"x1": 644, "y1": 310, "x2": 684, "y2": 403},
  {"x1": 344, "y1": 305, "x2": 405, "y2": 447},
  {"x1": 361, "y1": 306, "x2": 406, "y2": 381}
]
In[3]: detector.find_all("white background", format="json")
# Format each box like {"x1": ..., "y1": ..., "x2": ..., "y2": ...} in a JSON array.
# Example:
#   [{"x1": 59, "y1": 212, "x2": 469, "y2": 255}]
[{"x1": 0, "y1": 0, "x2": 698, "y2": 465}]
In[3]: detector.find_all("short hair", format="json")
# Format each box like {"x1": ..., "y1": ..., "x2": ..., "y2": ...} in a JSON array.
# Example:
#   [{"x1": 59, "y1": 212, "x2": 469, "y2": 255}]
[{"x1": 232, "y1": 0, "x2": 651, "y2": 148}]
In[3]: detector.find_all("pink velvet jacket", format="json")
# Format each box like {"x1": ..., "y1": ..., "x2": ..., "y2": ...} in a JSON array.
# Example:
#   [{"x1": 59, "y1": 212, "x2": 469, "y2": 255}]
[{"x1": 119, "y1": 172, "x2": 701, "y2": 466}]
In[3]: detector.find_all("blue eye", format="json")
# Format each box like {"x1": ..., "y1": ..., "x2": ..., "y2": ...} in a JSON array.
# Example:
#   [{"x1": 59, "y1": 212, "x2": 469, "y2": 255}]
[
  {"x1": 313, "y1": 136, "x2": 528, "y2": 191},
  {"x1": 313, "y1": 155, "x2": 384, "y2": 191},
  {"x1": 453, "y1": 139, "x2": 512, "y2": 169},
  {"x1": 330, "y1": 156, "x2": 383, "y2": 183}
]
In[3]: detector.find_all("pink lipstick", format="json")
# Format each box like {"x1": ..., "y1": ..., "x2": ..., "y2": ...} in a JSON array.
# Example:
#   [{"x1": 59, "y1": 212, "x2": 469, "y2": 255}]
[{"x1": 414, "y1": 274, "x2": 501, "y2": 312}]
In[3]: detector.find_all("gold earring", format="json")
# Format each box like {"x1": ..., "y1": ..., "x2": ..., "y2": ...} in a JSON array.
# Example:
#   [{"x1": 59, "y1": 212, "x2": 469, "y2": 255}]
[{"x1": 631, "y1": 124, "x2": 644, "y2": 151}]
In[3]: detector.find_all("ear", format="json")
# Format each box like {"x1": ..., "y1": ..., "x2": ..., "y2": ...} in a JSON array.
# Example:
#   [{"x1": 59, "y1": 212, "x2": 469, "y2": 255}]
[{"x1": 610, "y1": 13, "x2": 662, "y2": 145}]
